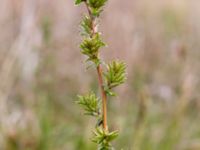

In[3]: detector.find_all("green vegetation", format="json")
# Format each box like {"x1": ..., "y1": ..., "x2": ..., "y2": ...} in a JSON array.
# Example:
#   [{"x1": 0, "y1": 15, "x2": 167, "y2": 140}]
[{"x1": 75, "y1": 0, "x2": 126, "y2": 149}]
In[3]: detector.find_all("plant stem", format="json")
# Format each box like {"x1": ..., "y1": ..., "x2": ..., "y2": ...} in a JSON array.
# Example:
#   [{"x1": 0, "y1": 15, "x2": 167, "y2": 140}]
[
  {"x1": 84, "y1": 1, "x2": 108, "y2": 130},
  {"x1": 97, "y1": 65, "x2": 108, "y2": 130}
]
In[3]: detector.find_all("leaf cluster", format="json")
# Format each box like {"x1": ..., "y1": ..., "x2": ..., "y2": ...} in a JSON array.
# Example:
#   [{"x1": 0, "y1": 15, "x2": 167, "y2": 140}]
[
  {"x1": 104, "y1": 61, "x2": 126, "y2": 96},
  {"x1": 88, "y1": 0, "x2": 107, "y2": 16},
  {"x1": 92, "y1": 127, "x2": 118, "y2": 150},
  {"x1": 81, "y1": 16, "x2": 93, "y2": 36},
  {"x1": 77, "y1": 92, "x2": 100, "y2": 117},
  {"x1": 105, "y1": 61, "x2": 126, "y2": 88},
  {"x1": 75, "y1": 0, "x2": 107, "y2": 16},
  {"x1": 80, "y1": 33, "x2": 105, "y2": 65}
]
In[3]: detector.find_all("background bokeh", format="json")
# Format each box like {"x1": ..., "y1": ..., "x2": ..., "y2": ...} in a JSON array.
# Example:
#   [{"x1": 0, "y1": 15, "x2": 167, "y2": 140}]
[{"x1": 1, "y1": 0, "x2": 200, "y2": 149}]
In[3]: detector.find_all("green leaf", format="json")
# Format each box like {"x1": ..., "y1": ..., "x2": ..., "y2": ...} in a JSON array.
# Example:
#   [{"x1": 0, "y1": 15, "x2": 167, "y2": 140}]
[
  {"x1": 90, "y1": 7, "x2": 102, "y2": 17},
  {"x1": 80, "y1": 33, "x2": 105, "y2": 64},
  {"x1": 76, "y1": 92, "x2": 100, "y2": 117},
  {"x1": 105, "y1": 89, "x2": 116, "y2": 97},
  {"x1": 88, "y1": 0, "x2": 107, "y2": 16},
  {"x1": 88, "y1": 0, "x2": 107, "y2": 8},
  {"x1": 92, "y1": 127, "x2": 118, "y2": 149},
  {"x1": 104, "y1": 61, "x2": 126, "y2": 89},
  {"x1": 81, "y1": 15, "x2": 93, "y2": 36},
  {"x1": 75, "y1": 0, "x2": 85, "y2": 5},
  {"x1": 107, "y1": 130, "x2": 119, "y2": 142}
]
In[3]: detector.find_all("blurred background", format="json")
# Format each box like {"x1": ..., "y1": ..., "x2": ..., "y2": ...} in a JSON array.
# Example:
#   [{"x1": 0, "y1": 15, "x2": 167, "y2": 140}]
[{"x1": 0, "y1": 0, "x2": 200, "y2": 149}]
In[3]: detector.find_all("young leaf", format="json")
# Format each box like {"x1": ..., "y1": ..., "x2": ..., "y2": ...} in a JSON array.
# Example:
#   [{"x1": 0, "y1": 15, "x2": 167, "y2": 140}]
[
  {"x1": 75, "y1": 0, "x2": 85, "y2": 5},
  {"x1": 88, "y1": 0, "x2": 107, "y2": 16},
  {"x1": 80, "y1": 33, "x2": 105, "y2": 64},
  {"x1": 92, "y1": 127, "x2": 119, "y2": 149},
  {"x1": 104, "y1": 88, "x2": 116, "y2": 97},
  {"x1": 77, "y1": 92, "x2": 100, "y2": 117},
  {"x1": 81, "y1": 15, "x2": 93, "y2": 36},
  {"x1": 104, "y1": 61, "x2": 126, "y2": 89}
]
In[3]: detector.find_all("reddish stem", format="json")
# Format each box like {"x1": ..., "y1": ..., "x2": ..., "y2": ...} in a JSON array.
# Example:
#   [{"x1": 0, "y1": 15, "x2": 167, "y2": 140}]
[
  {"x1": 84, "y1": 1, "x2": 108, "y2": 130},
  {"x1": 97, "y1": 65, "x2": 108, "y2": 130}
]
